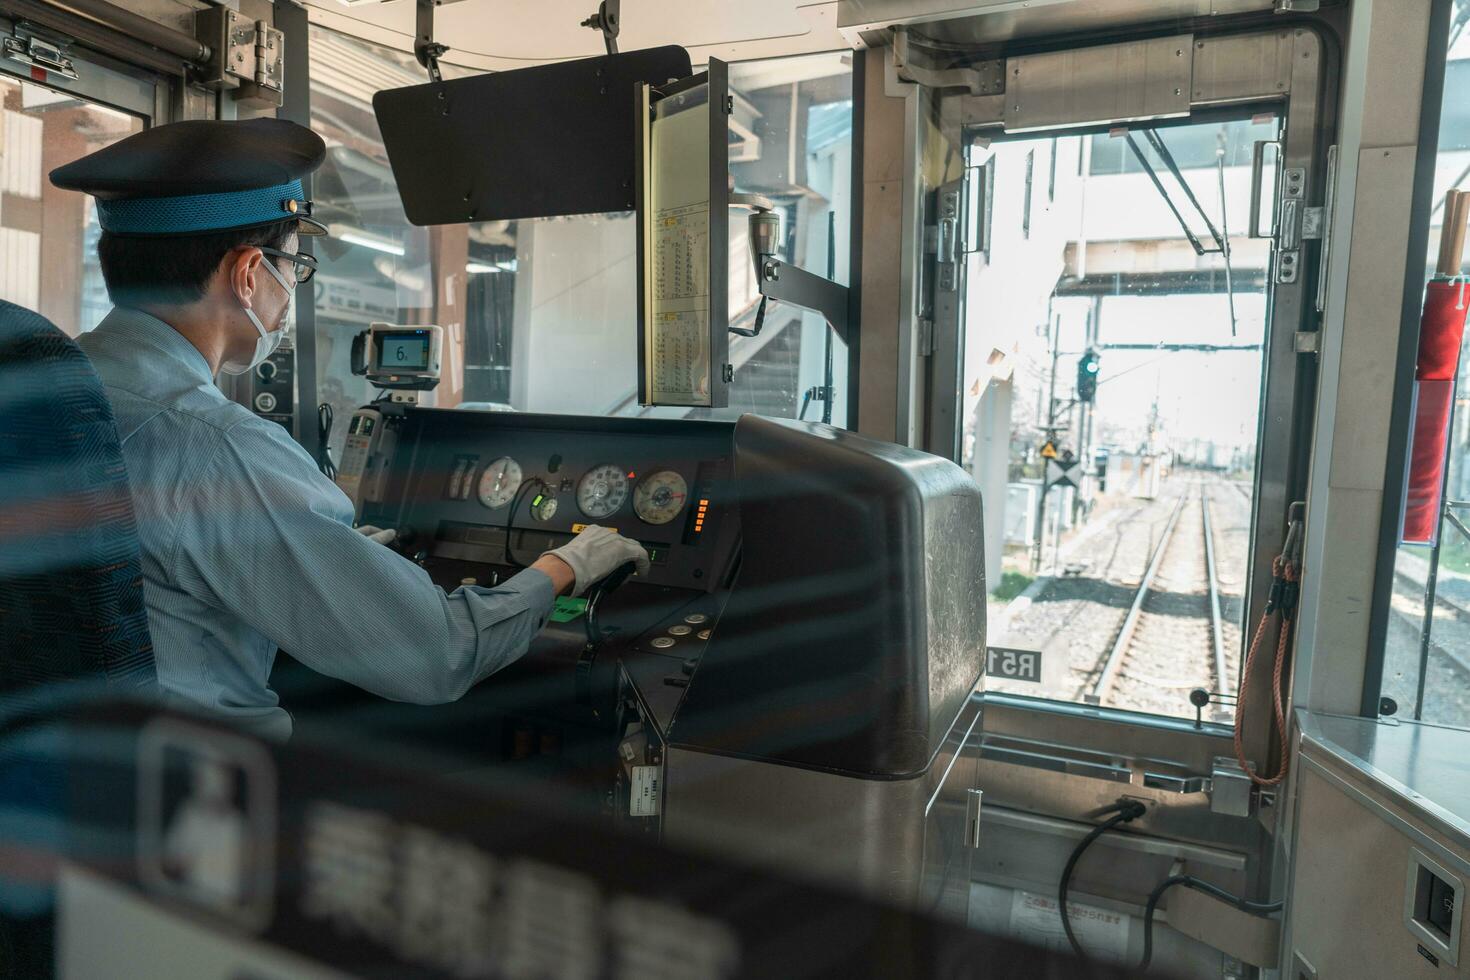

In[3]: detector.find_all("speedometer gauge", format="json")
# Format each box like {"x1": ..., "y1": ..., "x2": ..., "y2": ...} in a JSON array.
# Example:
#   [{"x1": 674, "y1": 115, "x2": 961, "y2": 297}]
[
  {"x1": 577, "y1": 464, "x2": 629, "y2": 519},
  {"x1": 633, "y1": 470, "x2": 688, "y2": 525},
  {"x1": 476, "y1": 456, "x2": 522, "y2": 509}
]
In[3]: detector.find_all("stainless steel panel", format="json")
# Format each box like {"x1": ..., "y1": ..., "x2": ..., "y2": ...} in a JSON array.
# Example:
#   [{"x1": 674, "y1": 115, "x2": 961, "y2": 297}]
[
  {"x1": 971, "y1": 804, "x2": 1249, "y2": 914},
  {"x1": 662, "y1": 696, "x2": 982, "y2": 918},
  {"x1": 1192, "y1": 32, "x2": 1296, "y2": 105},
  {"x1": 967, "y1": 696, "x2": 1269, "y2": 856},
  {"x1": 1004, "y1": 35, "x2": 1194, "y2": 134},
  {"x1": 1287, "y1": 763, "x2": 1470, "y2": 979},
  {"x1": 1299, "y1": 710, "x2": 1470, "y2": 853},
  {"x1": 981, "y1": 806, "x2": 1249, "y2": 871}
]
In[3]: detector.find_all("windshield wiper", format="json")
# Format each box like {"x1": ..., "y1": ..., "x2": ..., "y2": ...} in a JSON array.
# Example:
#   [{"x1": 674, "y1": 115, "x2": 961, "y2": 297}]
[{"x1": 1123, "y1": 127, "x2": 1238, "y2": 336}]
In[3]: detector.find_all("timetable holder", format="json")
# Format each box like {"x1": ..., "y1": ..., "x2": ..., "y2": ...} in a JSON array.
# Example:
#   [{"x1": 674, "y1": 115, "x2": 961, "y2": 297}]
[{"x1": 634, "y1": 61, "x2": 732, "y2": 409}]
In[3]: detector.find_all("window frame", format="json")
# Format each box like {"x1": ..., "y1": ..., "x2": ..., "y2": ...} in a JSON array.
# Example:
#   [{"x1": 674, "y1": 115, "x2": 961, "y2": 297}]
[
  {"x1": 1362, "y1": 0, "x2": 1462, "y2": 720},
  {"x1": 0, "y1": 14, "x2": 163, "y2": 124},
  {"x1": 942, "y1": 25, "x2": 1335, "y2": 749}
]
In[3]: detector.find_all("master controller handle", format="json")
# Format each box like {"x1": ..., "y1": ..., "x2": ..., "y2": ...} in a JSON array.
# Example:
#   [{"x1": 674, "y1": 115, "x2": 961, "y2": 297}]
[
  {"x1": 590, "y1": 560, "x2": 639, "y2": 597},
  {"x1": 575, "y1": 560, "x2": 639, "y2": 710}
]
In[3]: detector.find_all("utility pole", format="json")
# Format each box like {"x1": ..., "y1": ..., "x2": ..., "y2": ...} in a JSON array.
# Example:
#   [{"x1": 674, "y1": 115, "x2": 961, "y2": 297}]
[{"x1": 1033, "y1": 309, "x2": 1063, "y2": 573}]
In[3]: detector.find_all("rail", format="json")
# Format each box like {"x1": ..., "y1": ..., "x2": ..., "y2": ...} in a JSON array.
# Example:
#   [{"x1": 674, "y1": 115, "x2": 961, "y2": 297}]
[
  {"x1": 1202, "y1": 490, "x2": 1229, "y2": 696},
  {"x1": 1090, "y1": 492, "x2": 1189, "y2": 702}
]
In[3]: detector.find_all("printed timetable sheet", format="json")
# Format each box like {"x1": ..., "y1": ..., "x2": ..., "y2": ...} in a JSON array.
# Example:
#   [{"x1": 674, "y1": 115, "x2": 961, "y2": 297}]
[{"x1": 645, "y1": 89, "x2": 713, "y2": 406}]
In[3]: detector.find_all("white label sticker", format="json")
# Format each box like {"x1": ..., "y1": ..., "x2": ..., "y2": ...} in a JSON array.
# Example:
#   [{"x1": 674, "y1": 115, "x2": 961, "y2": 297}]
[
  {"x1": 1008, "y1": 889, "x2": 1129, "y2": 960},
  {"x1": 629, "y1": 765, "x2": 661, "y2": 817}
]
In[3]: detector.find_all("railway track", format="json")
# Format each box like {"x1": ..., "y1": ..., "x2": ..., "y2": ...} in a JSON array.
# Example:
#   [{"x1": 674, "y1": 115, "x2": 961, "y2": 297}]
[
  {"x1": 1392, "y1": 569, "x2": 1470, "y2": 680},
  {"x1": 1087, "y1": 482, "x2": 1230, "y2": 711}
]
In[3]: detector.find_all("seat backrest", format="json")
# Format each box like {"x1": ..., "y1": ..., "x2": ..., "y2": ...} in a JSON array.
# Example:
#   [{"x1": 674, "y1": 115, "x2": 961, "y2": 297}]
[{"x1": 0, "y1": 300, "x2": 156, "y2": 707}]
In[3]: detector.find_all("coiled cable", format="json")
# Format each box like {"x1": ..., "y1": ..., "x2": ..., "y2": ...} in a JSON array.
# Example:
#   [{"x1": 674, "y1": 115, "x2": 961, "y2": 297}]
[{"x1": 316, "y1": 402, "x2": 337, "y2": 479}]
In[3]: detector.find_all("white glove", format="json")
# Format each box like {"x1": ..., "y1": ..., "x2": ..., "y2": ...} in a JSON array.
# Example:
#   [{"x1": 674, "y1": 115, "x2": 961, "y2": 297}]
[
  {"x1": 355, "y1": 524, "x2": 397, "y2": 546},
  {"x1": 544, "y1": 525, "x2": 650, "y2": 597}
]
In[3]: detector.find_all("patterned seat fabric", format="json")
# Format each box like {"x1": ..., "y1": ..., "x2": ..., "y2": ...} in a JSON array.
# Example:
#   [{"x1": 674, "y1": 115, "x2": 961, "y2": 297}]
[
  {"x1": 0, "y1": 299, "x2": 156, "y2": 705},
  {"x1": 0, "y1": 301, "x2": 161, "y2": 976}
]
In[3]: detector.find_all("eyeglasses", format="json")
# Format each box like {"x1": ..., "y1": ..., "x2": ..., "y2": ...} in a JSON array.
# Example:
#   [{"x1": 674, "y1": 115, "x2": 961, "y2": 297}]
[{"x1": 258, "y1": 246, "x2": 318, "y2": 285}]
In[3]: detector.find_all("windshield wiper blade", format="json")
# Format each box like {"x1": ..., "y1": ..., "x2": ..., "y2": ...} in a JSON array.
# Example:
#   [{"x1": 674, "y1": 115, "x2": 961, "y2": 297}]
[{"x1": 1123, "y1": 129, "x2": 1227, "y2": 256}]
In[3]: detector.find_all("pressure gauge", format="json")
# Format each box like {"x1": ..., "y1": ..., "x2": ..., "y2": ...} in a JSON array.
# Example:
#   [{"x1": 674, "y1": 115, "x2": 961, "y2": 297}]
[
  {"x1": 477, "y1": 456, "x2": 522, "y2": 509},
  {"x1": 577, "y1": 463, "x2": 629, "y2": 519},
  {"x1": 633, "y1": 470, "x2": 688, "y2": 525},
  {"x1": 529, "y1": 492, "x2": 559, "y2": 522}
]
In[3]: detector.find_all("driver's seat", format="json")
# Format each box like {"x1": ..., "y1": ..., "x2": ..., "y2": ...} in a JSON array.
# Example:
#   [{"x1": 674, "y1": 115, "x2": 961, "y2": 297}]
[{"x1": 0, "y1": 299, "x2": 158, "y2": 976}]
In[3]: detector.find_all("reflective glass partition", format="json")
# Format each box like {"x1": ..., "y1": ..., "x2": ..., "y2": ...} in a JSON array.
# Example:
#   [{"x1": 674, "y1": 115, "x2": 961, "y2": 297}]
[
  {"x1": 1378, "y1": 19, "x2": 1470, "y2": 729},
  {"x1": 0, "y1": 75, "x2": 141, "y2": 336},
  {"x1": 309, "y1": 30, "x2": 853, "y2": 459},
  {"x1": 308, "y1": 26, "x2": 434, "y2": 438}
]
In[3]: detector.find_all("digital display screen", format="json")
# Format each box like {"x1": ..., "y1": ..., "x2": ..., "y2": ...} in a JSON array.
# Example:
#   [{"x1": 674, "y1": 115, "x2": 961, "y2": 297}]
[{"x1": 377, "y1": 334, "x2": 430, "y2": 371}]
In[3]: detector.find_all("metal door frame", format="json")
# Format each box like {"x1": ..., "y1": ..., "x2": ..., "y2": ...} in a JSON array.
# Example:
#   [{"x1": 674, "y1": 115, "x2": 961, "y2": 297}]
[
  {"x1": 949, "y1": 24, "x2": 1328, "y2": 718},
  {"x1": 0, "y1": 10, "x2": 166, "y2": 124},
  {"x1": 922, "y1": 20, "x2": 1336, "y2": 904}
]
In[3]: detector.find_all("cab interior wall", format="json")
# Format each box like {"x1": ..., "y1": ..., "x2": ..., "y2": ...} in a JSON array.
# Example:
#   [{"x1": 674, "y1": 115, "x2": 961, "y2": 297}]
[{"x1": 3, "y1": 0, "x2": 1468, "y2": 978}]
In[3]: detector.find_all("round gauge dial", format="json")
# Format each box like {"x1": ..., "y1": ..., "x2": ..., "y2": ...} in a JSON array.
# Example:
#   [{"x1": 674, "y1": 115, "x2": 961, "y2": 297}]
[
  {"x1": 577, "y1": 464, "x2": 629, "y2": 519},
  {"x1": 633, "y1": 470, "x2": 689, "y2": 526},
  {"x1": 529, "y1": 492, "x2": 559, "y2": 522},
  {"x1": 476, "y1": 456, "x2": 523, "y2": 509}
]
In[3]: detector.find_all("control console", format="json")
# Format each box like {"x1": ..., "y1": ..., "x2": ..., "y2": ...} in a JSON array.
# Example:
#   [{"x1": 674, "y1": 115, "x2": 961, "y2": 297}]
[{"x1": 362, "y1": 411, "x2": 738, "y2": 594}]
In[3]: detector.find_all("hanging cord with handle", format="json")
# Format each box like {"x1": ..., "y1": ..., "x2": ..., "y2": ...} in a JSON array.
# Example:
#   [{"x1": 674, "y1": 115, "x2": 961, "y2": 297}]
[{"x1": 1233, "y1": 503, "x2": 1304, "y2": 786}]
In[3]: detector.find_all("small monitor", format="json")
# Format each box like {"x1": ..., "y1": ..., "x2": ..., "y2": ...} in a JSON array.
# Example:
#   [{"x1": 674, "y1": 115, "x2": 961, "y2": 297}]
[
  {"x1": 359, "y1": 323, "x2": 443, "y2": 390},
  {"x1": 377, "y1": 333, "x2": 431, "y2": 372}
]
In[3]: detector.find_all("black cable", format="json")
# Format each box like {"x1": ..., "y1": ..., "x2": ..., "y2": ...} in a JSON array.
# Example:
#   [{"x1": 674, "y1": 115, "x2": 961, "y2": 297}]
[
  {"x1": 316, "y1": 402, "x2": 337, "y2": 479},
  {"x1": 1059, "y1": 804, "x2": 1288, "y2": 973},
  {"x1": 1140, "y1": 875, "x2": 1284, "y2": 972},
  {"x1": 1058, "y1": 800, "x2": 1147, "y2": 962},
  {"x1": 502, "y1": 478, "x2": 545, "y2": 570}
]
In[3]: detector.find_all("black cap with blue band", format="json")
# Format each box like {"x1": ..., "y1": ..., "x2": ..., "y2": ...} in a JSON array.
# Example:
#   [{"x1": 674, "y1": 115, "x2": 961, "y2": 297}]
[{"x1": 50, "y1": 118, "x2": 328, "y2": 238}]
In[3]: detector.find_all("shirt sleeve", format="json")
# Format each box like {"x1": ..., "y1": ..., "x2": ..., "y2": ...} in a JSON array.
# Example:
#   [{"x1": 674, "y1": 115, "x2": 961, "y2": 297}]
[{"x1": 171, "y1": 417, "x2": 556, "y2": 705}]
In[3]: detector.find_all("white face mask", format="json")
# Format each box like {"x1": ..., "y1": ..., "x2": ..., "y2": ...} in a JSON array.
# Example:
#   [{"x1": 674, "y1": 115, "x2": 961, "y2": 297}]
[{"x1": 221, "y1": 256, "x2": 293, "y2": 376}]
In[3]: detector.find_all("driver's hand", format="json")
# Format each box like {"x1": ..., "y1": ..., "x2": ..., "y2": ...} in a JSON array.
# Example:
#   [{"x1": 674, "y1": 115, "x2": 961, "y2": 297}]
[
  {"x1": 542, "y1": 525, "x2": 650, "y2": 597},
  {"x1": 355, "y1": 524, "x2": 397, "y2": 546}
]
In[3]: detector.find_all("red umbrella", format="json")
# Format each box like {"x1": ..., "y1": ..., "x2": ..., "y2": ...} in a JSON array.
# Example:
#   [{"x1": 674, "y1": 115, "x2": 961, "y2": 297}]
[{"x1": 1402, "y1": 189, "x2": 1470, "y2": 545}]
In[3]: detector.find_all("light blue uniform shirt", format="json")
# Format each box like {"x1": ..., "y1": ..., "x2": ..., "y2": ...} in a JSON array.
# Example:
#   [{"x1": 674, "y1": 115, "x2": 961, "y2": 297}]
[{"x1": 77, "y1": 308, "x2": 556, "y2": 740}]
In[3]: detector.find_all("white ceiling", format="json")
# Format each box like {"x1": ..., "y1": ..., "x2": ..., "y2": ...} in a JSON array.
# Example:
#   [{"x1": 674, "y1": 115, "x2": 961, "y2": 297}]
[{"x1": 302, "y1": 0, "x2": 858, "y2": 72}]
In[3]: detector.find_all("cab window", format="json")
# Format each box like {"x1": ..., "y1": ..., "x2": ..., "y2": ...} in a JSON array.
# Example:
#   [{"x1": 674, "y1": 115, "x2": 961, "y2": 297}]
[{"x1": 0, "y1": 75, "x2": 142, "y2": 335}]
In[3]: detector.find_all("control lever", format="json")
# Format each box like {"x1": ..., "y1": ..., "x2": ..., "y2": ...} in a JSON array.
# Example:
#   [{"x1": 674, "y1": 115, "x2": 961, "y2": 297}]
[
  {"x1": 575, "y1": 560, "x2": 638, "y2": 709},
  {"x1": 583, "y1": 560, "x2": 637, "y2": 647}
]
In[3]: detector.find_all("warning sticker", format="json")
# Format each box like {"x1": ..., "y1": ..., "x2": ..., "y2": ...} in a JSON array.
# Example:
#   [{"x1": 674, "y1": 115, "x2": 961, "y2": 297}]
[
  {"x1": 1040, "y1": 441, "x2": 1059, "y2": 460},
  {"x1": 1008, "y1": 889, "x2": 1128, "y2": 960},
  {"x1": 630, "y1": 765, "x2": 661, "y2": 817}
]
